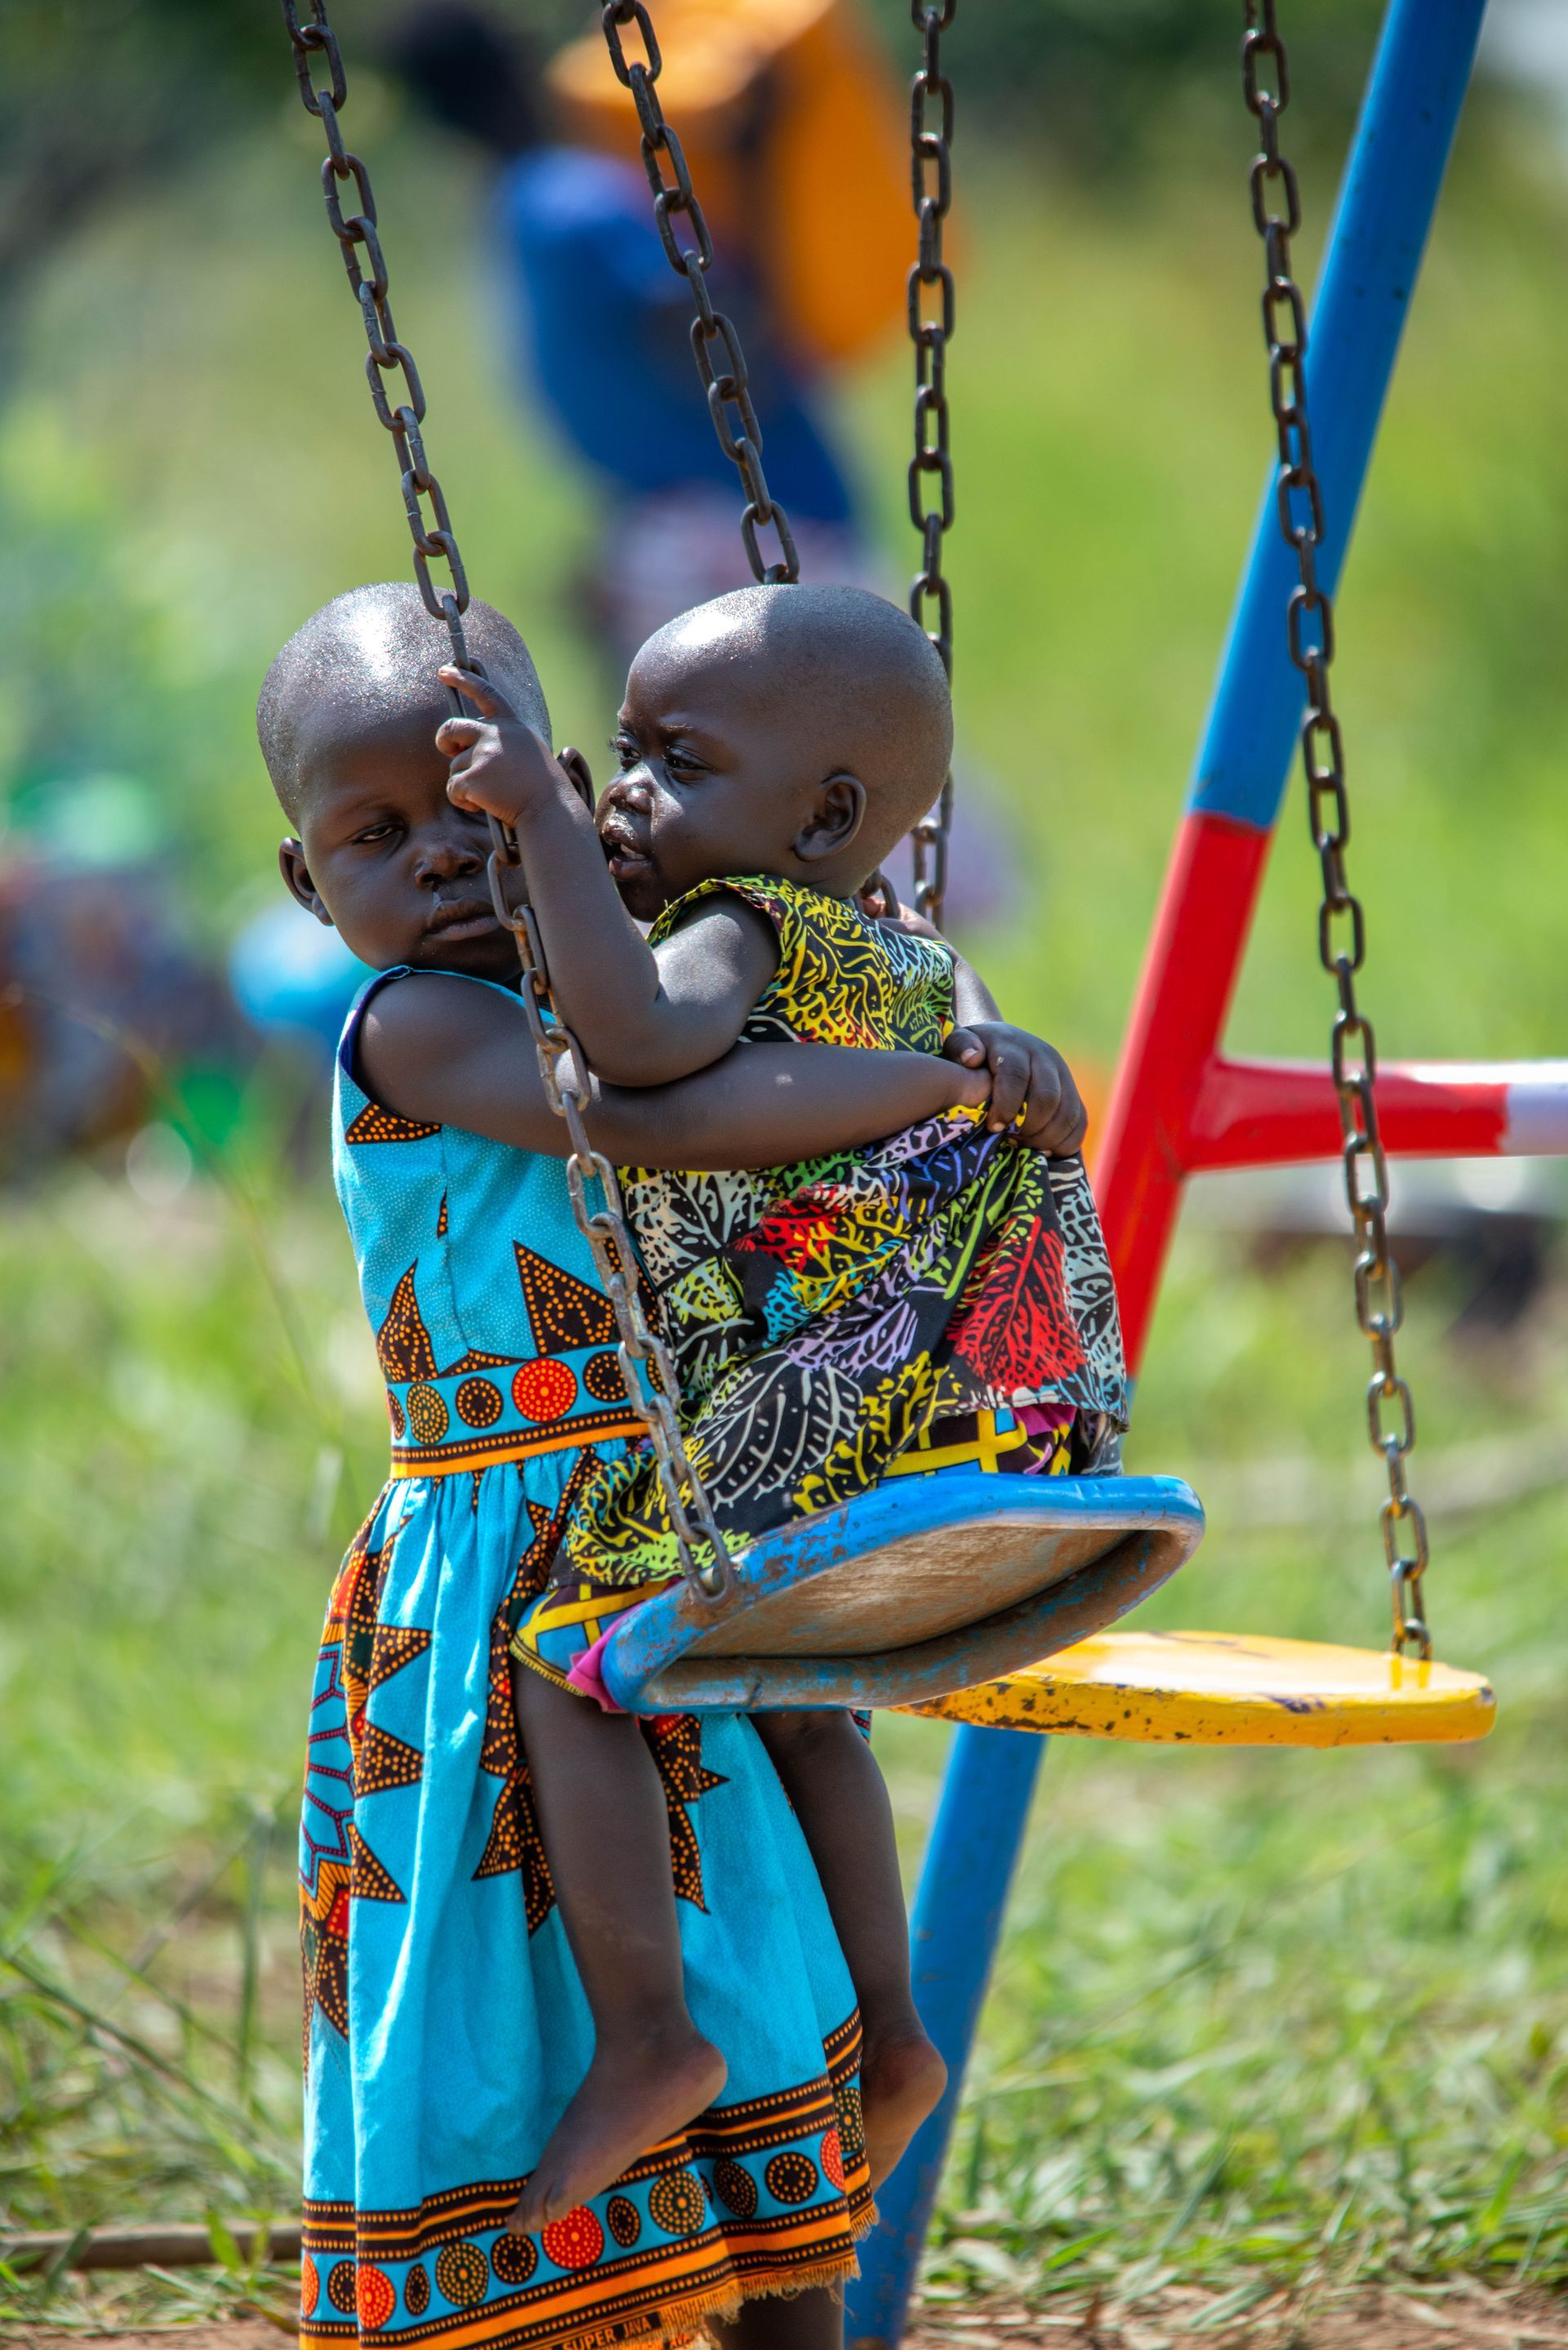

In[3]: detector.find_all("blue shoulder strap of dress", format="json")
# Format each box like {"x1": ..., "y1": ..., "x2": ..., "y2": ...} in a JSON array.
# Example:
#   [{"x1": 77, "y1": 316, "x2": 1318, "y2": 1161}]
[{"x1": 336, "y1": 965, "x2": 528, "y2": 1086}]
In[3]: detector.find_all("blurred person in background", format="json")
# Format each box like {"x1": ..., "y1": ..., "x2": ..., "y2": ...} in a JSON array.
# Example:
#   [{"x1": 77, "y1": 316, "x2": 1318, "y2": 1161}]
[
  {"x1": 0, "y1": 778, "x2": 242, "y2": 1179},
  {"x1": 387, "y1": 0, "x2": 905, "y2": 671},
  {"x1": 388, "y1": 0, "x2": 1010, "y2": 930}
]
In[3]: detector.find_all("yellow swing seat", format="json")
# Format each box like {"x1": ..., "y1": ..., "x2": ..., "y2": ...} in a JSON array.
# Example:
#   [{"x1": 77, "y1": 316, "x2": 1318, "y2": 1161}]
[{"x1": 902, "y1": 1627, "x2": 1496, "y2": 1748}]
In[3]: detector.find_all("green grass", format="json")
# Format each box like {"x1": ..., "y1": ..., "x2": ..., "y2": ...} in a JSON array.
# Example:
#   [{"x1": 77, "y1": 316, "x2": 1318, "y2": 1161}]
[
  {"x1": 4, "y1": 59, "x2": 1568, "y2": 2331},
  {"x1": 5, "y1": 1172, "x2": 1566, "y2": 2328},
  {"x1": 871, "y1": 1227, "x2": 1568, "y2": 2304}
]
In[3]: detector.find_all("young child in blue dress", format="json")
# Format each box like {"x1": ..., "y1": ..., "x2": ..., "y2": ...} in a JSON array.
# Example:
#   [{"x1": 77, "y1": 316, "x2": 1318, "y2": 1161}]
[
  {"x1": 424, "y1": 583, "x2": 1125, "y2": 2237},
  {"x1": 264, "y1": 582, "x2": 1092, "y2": 2350}
]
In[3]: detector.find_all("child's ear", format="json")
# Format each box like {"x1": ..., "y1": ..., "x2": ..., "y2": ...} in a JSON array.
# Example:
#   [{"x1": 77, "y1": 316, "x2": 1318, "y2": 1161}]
[
  {"x1": 794, "y1": 773, "x2": 866, "y2": 864},
  {"x1": 557, "y1": 746, "x2": 596, "y2": 814},
  {"x1": 279, "y1": 838, "x2": 335, "y2": 927}
]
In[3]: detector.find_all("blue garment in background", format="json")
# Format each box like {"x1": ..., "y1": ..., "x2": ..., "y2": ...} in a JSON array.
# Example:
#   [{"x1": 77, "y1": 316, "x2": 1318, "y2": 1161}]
[{"x1": 495, "y1": 148, "x2": 854, "y2": 524}]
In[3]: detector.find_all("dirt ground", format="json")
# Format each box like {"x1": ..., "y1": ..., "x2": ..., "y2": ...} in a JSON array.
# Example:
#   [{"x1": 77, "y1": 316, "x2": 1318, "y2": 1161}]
[
  {"x1": 3, "y1": 2330, "x2": 288, "y2": 2350},
  {"x1": 8, "y1": 2285, "x2": 1568, "y2": 2350},
  {"x1": 911, "y1": 2286, "x2": 1568, "y2": 2350}
]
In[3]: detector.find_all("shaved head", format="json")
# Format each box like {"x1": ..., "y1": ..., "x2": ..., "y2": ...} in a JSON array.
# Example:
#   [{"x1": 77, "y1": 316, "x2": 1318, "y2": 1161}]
[
  {"x1": 635, "y1": 585, "x2": 952, "y2": 872},
  {"x1": 258, "y1": 582, "x2": 550, "y2": 823}
]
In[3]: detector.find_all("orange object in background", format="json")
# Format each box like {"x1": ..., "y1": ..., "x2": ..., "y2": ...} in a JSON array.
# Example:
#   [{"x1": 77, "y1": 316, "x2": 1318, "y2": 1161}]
[
  {"x1": 550, "y1": 0, "x2": 909, "y2": 368},
  {"x1": 1073, "y1": 1055, "x2": 1111, "y2": 1169}
]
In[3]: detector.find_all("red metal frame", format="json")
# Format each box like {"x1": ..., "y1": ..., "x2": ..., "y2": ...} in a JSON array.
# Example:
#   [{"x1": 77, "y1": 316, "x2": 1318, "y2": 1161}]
[{"x1": 1097, "y1": 810, "x2": 1567, "y2": 1368}]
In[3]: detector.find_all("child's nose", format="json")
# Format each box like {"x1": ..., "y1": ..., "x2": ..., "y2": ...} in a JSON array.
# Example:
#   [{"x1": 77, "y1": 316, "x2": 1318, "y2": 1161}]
[{"x1": 417, "y1": 832, "x2": 483, "y2": 882}]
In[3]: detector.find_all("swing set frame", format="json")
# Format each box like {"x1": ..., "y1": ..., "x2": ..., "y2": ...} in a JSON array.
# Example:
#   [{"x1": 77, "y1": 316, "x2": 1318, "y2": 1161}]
[
  {"x1": 271, "y1": 0, "x2": 1535, "y2": 2331},
  {"x1": 847, "y1": 0, "x2": 1566, "y2": 2337}
]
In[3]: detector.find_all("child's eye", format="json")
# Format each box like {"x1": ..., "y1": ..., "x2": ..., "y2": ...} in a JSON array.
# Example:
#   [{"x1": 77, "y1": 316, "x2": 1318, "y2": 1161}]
[
  {"x1": 611, "y1": 736, "x2": 640, "y2": 770},
  {"x1": 353, "y1": 821, "x2": 399, "y2": 845}
]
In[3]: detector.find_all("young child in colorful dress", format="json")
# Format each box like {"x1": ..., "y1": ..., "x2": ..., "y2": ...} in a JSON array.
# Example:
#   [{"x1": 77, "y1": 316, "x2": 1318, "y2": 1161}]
[
  {"x1": 264, "y1": 582, "x2": 1087, "y2": 2350},
  {"x1": 435, "y1": 583, "x2": 1127, "y2": 2239}
]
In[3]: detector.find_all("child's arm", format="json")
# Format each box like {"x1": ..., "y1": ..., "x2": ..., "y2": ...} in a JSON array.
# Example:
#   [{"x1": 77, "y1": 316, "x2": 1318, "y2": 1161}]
[
  {"x1": 356, "y1": 977, "x2": 989, "y2": 1171},
  {"x1": 436, "y1": 668, "x2": 772, "y2": 1086}
]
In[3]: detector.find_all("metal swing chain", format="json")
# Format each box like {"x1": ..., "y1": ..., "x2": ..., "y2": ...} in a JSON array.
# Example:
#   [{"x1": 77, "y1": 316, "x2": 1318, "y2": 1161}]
[
  {"x1": 1241, "y1": 0, "x2": 1431, "y2": 1660},
  {"x1": 280, "y1": 0, "x2": 734, "y2": 1603},
  {"x1": 908, "y1": 0, "x2": 956, "y2": 926},
  {"x1": 598, "y1": 1, "x2": 800, "y2": 587},
  {"x1": 601, "y1": 0, "x2": 955, "y2": 914}
]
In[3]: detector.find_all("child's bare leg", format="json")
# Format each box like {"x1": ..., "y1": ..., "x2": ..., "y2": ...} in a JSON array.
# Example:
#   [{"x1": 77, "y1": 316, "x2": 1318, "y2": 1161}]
[
  {"x1": 711, "y1": 2285, "x2": 844, "y2": 2350},
  {"x1": 507, "y1": 1664, "x2": 725, "y2": 2232},
  {"x1": 751, "y1": 1710, "x2": 945, "y2": 2187}
]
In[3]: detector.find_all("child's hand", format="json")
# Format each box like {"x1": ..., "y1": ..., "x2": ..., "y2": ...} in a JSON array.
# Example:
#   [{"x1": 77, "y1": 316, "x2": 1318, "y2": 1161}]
[
  {"x1": 942, "y1": 1021, "x2": 1088, "y2": 1154},
  {"x1": 858, "y1": 872, "x2": 944, "y2": 942},
  {"x1": 436, "y1": 666, "x2": 567, "y2": 830}
]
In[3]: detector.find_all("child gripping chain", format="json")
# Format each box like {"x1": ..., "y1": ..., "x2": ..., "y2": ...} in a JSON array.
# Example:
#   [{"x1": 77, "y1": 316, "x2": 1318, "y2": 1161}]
[
  {"x1": 435, "y1": 583, "x2": 1128, "y2": 2234},
  {"x1": 265, "y1": 581, "x2": 1092, "y2": 2350}
]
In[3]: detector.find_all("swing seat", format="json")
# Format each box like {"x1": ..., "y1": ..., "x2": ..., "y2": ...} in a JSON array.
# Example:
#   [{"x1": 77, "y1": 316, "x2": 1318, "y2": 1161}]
[
  {"x1": 597, "y1": 1473, "x2": 1205, "y2": 1714},
  {"x1": 898, "y1": 1627, "x2": 1496, "y2": 1747}
]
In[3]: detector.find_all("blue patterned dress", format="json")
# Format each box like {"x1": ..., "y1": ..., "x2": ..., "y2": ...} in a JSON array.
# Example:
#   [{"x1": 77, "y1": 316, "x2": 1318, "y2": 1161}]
[{"x1": 299, "y1": 970, "x2": 874, "y2": 2350}]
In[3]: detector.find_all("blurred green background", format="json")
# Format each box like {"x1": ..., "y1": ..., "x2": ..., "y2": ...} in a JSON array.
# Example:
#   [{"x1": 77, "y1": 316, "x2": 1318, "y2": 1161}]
[{"x1": 3, "y1": 0, "x2": 1568, "y2": 2330}]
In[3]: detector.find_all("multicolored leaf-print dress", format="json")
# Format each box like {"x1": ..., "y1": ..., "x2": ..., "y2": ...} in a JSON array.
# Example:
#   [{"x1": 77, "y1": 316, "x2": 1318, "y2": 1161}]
[
  {"x1": 528, "y1": 876, "x2": 1127, "y2": 1612},
  {"x1": 301, "y1": 968, "x2": 875, "y2": 2350}
]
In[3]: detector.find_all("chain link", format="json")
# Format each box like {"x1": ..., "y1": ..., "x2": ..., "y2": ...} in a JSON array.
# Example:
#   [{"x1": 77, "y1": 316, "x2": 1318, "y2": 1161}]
[
  {"x1": 907, "y1": 0, "x2": 956, "y2": 925},
  {"x1": 598, "y1": 0, "x2": 956, "y2": 916},
  {"x1": 598, "y1": 1, "x2": 799, "y2": 586},
  {"x1": 279, "y1": 1, "x2": 471, "y2": 672},
  {"x1": 1241, "y1": 0, "x2": 1431, "y2": 1659},
  {"x1": 281, "y1": 0, "x2": 733, "y2": 1603}
]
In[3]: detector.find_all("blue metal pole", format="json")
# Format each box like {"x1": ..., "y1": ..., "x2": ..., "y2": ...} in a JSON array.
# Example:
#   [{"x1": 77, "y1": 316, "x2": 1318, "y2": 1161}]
[
  {"x1": 846, "y1": 1726, "x2": 1045, "y2": 2349},
  {"x1": 1192, "y1": 0, "x2": 1489, "y2": 830},
  {"x1": 848, "y1": 4, "x2": 1487, "y2": 2341}
]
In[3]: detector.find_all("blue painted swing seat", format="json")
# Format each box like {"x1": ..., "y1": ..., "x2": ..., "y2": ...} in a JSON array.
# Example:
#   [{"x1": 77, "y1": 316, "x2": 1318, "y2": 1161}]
[{"x1": 599, "y1": 1473, "x2": 1206, "y2": 1715}]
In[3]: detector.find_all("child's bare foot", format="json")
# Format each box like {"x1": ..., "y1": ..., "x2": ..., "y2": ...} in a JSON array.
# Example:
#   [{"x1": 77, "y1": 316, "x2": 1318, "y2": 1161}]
[
  {"x1": 860, "y1": 2023, "x2": 947, "y2": 2187},
  {"x1": 508, "y1": 2023, "x2": 726, "y2": 2236}
]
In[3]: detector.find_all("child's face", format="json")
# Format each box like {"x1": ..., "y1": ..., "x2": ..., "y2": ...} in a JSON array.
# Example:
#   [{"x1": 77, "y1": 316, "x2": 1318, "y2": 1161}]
[
  {"x1": 279, "y1": 696, "x2": 519, "y2": 983},
  {"x1": 598, "y1": 634, "x2": 863, "y2": 922}
]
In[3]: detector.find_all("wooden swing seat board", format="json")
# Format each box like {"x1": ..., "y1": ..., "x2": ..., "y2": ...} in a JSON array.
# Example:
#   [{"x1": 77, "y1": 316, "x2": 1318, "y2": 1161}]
[
  {"x1": 900, "y1": 1628, "x2": 1497, "y2": 1747},
  {"x1": 597, "y1": 1473, "x2": 1205, "y2": 1714}
]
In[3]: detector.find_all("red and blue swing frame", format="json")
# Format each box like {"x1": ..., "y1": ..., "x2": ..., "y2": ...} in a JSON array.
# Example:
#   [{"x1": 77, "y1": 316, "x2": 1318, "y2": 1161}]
[{"x1": 845, "y1": 2, "x2": 1561, "y2": 2338}]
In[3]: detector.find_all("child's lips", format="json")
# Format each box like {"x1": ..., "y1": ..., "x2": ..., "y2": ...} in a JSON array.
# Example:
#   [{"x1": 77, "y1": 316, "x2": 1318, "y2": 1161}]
[
  {"x1": 600, "y1": 824, "x2": 652, "y2": 879},
  {"x1": 427, "y1": 898, "x2": 498, "y2": 941}
]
